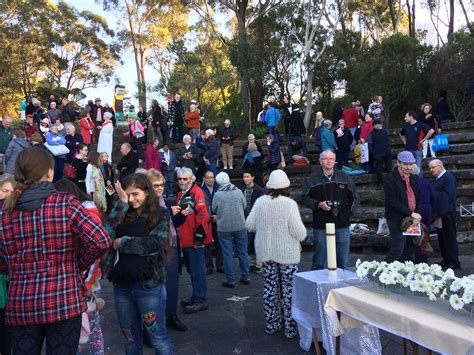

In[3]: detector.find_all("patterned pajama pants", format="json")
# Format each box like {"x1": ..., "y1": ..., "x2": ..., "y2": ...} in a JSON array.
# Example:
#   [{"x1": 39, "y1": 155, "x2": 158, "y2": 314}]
[
  {"x1": 77, "y1": 311, "x2": 104, "y2": 355},
  {"x1": 262, "y1": 261, "x2": 298, "y2": 338}
]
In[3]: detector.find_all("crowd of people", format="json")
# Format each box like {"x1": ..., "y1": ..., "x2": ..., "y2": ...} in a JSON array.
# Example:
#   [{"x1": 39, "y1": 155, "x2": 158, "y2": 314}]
[{"x1": 0, "y1": 91, "x2": 460, "y2": 354}]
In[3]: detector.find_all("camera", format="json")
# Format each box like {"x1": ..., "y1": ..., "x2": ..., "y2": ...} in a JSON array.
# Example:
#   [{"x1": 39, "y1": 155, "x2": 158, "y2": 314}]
[
  {"x1": 326, "y1": 201, "x2": 340, "y2": 218},
  {"x1": 179, "y1": 193, "x2": 196, "y2": 212}
]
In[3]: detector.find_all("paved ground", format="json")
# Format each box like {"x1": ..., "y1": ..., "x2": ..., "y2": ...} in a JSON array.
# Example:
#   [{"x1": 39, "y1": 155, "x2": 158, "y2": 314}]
[{"x1": 94, "y1": 252, "x2": 474, "y2": 355}]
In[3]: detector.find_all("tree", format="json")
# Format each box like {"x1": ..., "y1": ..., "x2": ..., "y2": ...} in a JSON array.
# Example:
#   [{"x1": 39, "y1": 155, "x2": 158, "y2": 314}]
[{"x1": 100, "y1": 0, "x2": 188, "y2": 109}]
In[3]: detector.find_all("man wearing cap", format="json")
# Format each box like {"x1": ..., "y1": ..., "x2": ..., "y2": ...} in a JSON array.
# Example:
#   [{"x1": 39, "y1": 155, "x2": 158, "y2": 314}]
[
  {"x1": 383, "y1": 151, "x2": 423, "y2": 262},
  {"x1": 302, "y1": 149, "x2": 360, "y2": 270},
  {"x1": 429, "y1": 159, "x2": 460, "y2": 269},
  {"x1": 368, "y1": 118, "x2": 392, "y2": 187},
  {"x1": 91, "y1": 98, "x2": 105, "y2": 126}
]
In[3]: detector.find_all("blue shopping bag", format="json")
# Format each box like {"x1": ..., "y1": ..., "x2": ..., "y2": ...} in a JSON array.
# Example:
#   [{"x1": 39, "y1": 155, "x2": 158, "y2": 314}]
[{"x1": 432, "y1": 133, "x2": 449, "y2": 152}]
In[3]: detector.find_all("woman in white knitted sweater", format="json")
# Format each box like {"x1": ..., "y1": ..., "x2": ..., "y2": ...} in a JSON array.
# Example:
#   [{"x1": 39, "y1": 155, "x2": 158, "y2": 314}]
[{"x1": 245, "y1": 169, "x2": 307, "y2": 338}]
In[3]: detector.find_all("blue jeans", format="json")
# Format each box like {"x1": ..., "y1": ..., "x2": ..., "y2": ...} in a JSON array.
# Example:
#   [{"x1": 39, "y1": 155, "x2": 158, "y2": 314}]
[
  {"x1": 206, "y1": 162, "x2": 218, "y2": 176},
  {"x1": 114, "y1": 283, "x2": 172, "y2": 355},
  {"x1": 312, "y1": 227, "x2": 350, "y2": 270},
  {"x1": 409, "y1": 150, "x2": 423, "y2": 176},
  {"x1": 348, "y1": 127, "x2": 356, "y2": 151},
  {"x1": 218, "y1": 229, "x2": 250, "y2": 284},
  {"x1": 182, "y1": 247, "x2": 207, "y2": 301},
  {"x1": 267, "y1": 126, "x2": 279, "y2": 143}
]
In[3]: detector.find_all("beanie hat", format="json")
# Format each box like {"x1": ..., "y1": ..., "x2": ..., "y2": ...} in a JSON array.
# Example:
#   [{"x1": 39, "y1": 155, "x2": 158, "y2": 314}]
[
  {"x1": 215, "y1": 172, "x2": 230, "y2": 186},
  {"x1": 266, "y1": 169, "x2": 290, "y2": 189},
  {"x1": 41, "y1": 118, "x2": 50, "y2": 125}
]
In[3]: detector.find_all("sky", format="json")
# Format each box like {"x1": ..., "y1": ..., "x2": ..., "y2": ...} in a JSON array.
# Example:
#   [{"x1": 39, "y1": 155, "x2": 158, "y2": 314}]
[{"x1": 69, "y1": 0, "x2": 472, "y2": 107}]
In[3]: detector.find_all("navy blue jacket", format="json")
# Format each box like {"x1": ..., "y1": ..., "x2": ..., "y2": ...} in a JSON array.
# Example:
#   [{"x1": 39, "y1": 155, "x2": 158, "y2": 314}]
[
  {"x1": 268, "y1": 142, "x2": 281, "y2": 165},
  {"x1": 204, "y1": 137, "x2": 219, "y2": 163},
  {"x1": 431, "y1": 170, "x2": 457, "y2": 217},
  {"x1": 368, "y1": 128, "x2": 391, "y2": 158}
]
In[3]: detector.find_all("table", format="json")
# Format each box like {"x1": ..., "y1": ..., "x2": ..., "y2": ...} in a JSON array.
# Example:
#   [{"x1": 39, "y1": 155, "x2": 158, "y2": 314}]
[
  {"x1": 325, "y1": 283, "x2": 474, "y2": 355},
  {"x1": 291, "y1": 269, "x2": 381, "y2": 354}
]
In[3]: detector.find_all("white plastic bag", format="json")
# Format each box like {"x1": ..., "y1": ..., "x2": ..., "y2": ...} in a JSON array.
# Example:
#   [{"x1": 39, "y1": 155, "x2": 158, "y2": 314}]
[
  {"x1": 377, "y1": 217, "x2": 389, "y2": 235},
  {"x1": 360, "y1": 142, "x2": 369, "y2": 164}
]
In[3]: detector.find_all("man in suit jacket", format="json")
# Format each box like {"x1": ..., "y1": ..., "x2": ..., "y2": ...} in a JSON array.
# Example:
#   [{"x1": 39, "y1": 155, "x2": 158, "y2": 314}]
[
  {"x1": 429, "y1": 159, "x2": 460, "y2": 269},
  {"x1": 383, "y1": 151, "x2": 423, "y2": 262},
  {"x1": 117, "y1": 143, "x2": 139, "y2": 181}
]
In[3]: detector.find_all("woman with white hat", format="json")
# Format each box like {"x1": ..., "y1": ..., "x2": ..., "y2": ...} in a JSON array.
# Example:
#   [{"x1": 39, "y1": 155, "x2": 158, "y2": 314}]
[{"x1": 245, "y1": 169, "x2": 306, "y2": 338}]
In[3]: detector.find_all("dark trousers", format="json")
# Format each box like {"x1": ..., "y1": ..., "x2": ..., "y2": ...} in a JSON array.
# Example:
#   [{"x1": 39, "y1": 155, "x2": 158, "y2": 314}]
[
  {"x1": 182, "y1": 247, "x2": 207, "y2": 301},
  {"x1": 385, "y1": 219, "x2": 417, "y2": 262},
  {"x1": 205, "y1": 223, "x2": 223, "y2": 271},
  {"x1": 53, "y1": 157, "x2": 65, "y2": 182},
  {"x1": 438, "y1": 212, "x2": 460, "y2": 265},
  {"x1": 373, "y1": 155, "x2": 392, "y2": 186},
  {"x1": 165, "y1": 244, "x2": 180, "y2": 317},
  {"x1": 130, "y1": 137, "x2": 144, "y2": 160},
  {"x1": 0, "y1": 308, "x2": 11, "y2": 355},
  {"x1": 9, "y1": 315, "x2": 81, "y2": 355},
  {"x1": 336, "y1": 151, "x2": 349, "y2": 169}
]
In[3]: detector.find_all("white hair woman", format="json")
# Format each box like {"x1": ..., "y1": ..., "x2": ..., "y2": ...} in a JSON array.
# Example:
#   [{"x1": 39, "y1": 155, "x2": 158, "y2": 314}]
[
  {"x1": 64, "y1": 123, "x2": 83, "y2": 161},
  {"x1": 245, "y1": 169, "x2": 306, "y2": 338}
]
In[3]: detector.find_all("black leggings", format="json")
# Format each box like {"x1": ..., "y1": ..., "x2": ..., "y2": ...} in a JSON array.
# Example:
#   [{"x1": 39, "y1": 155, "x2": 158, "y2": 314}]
[{"x1": 9, "y1": 315, "x2": 81, "y2": 355}]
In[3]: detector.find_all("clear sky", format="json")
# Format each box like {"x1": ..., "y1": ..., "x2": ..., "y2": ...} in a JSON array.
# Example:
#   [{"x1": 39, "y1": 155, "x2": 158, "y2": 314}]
[{"x1": 68, "y1": 0, "x2": 471, "y2": 107}]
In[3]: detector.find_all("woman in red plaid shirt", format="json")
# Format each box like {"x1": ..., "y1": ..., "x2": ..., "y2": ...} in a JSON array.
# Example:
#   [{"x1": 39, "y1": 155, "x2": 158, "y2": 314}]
[{"x1": 0, "y1": 147, "x2": 111, "y2": 354}]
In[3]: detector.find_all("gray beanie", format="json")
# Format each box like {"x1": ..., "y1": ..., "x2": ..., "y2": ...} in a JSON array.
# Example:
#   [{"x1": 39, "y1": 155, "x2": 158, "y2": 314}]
[
  {"x1": 215, "y1": 172, "x2": 230, "y2": 186},
  {"x1": 266, "y1": 170, "x2": 290, "y2": 189}
]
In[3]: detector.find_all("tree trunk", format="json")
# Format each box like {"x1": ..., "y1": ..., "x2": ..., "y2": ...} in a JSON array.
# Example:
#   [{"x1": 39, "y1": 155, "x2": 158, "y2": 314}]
[
  {"x1": 139, "y1": 47, "x2": 147, "y2": 109},
  {"x1": 459, "y1": 0, "x2": 473, "y2": 31},
  {"x1": 304, "y1": 68, "x2": 313, "y2": 128},
  {"x1": 388, "y1": 0, "x2": 398, "y2": 33},
  {"x1": 447, "y1": 0, "x2": 455, "y2": 42}
]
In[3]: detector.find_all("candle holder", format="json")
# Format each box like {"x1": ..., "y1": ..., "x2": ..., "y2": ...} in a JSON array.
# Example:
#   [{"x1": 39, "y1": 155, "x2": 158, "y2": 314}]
[{"x1": 326, "y1": 223, "x2": 337, "y2": 278}]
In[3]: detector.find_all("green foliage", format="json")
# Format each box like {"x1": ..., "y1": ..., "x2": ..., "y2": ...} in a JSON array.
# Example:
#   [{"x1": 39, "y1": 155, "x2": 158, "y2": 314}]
[{"x1": 250, "y1": 125, "x2": 267, "y2": 139}]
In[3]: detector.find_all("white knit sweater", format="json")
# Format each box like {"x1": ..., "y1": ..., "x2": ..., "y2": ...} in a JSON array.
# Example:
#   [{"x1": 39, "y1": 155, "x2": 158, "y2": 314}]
[{"x1": 245, "y1": 195, "x2": 307, "y2": 265}]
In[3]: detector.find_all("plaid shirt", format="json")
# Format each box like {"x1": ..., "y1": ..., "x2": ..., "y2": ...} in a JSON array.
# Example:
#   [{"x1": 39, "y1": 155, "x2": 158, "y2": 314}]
[{"x1": 0, "y1": 192, "x2": 111, "y2": 326}]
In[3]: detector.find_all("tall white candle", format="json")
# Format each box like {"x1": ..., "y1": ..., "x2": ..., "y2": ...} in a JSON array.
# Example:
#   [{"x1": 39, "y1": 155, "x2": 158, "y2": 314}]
[{"x1": 326, "y1": 223, "x2": 337, "y2": 277}]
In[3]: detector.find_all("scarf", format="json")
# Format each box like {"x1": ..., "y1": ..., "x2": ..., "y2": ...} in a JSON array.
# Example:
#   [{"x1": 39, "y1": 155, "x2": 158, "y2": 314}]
[
  {"x1": 91, "y1": 166, "x2": 106, "y2": 212},
  {"x1": 399, "y1": 171, "x2": 416, "y2": 212},
  {"x1": 159, "y1": 196, "x2": 177, "y2": 247},
  {"x1": 217, "y1": 182, "x2": 238, "y2": 192},
  {"x1": 16, "y1": 182, "x2": 56, "y2": 212}
]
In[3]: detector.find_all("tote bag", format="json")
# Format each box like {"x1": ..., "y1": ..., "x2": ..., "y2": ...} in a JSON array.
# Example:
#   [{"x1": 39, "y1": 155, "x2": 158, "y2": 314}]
[
  {"x1": 44, "y1": 142, "x2": 70, "y2": 156},
  {"x1": 432, "y1": 133, "x2": 449, "y2": 152}
]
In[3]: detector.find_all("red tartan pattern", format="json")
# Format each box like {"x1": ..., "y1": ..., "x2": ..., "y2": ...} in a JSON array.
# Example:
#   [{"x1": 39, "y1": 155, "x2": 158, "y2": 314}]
[{"x1": 0, "y1": 192, "x2": 111, "y2": 326}]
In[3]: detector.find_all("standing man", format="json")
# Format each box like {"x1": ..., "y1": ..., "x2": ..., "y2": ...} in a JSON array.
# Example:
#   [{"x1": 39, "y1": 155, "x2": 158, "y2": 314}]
[
  {"x1": 302, "y1": 150, "x2": 360, "y2": 270},
  {"x1": 60, "y1": 98, "x2": 76, "y2": 123},
  {"x1": 201, "y1": 170, "x2": 224, "y2": 274},
  {"x1": 169, "y1": 94, "x2": 184, "y2": 143},
  {"x1": 241, "y1": 169, "x2": 267, "y2": 273},
  {"x1": 341, "y1": 102, "x2": 359, "y2": 150},
  {"x1": 174, "y1": 168, "x2": 212, "y2": 314},
  {"x1": 383, "y1": 151, "x2": 423, "y2": 262},
  {"x1": 264, "y1": 101, "x2": 281, "y2": 143},
  {"x1": 91, "y1": 98, "x2": 104, "y2": 127},
  {"x1": 400, "y1": 111, "x2": 434, "y2": 176},
  {"x1": 177, "y1": 134, "x2": 202, "y2": 174},
  {"x1": 429, "y1": 159, "x2": 460, "y2": 269},
  {"x1": 47, "y1": 101, "x2": 62, "y2": 124}
]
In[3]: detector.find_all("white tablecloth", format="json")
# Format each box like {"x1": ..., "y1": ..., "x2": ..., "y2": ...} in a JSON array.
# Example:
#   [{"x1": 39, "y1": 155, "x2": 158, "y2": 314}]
[{"x1": 291, "y1": 269, "x2": 381, "y2": 354}]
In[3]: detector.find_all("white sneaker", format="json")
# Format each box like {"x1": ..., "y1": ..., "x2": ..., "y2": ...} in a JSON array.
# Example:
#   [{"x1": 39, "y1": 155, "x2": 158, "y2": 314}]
[
  {"x1": 422, "y1": 156, "x2": 427, "y2": 159},
  {"x1": 224, "y1": 165, "x2": 228, "y2": 170},
  {"x1": 229, "y1": 166, "x2": 233, "y2": 170}
]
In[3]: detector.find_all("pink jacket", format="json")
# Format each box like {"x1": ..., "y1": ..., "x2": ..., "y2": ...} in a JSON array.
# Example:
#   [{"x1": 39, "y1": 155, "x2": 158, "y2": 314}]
[
  {"x1": 124, "y1": 120, "x2": 144, "y2": 139},
  {"x1": 145, "y1": 144, "x2": 161, "y2": 170}
]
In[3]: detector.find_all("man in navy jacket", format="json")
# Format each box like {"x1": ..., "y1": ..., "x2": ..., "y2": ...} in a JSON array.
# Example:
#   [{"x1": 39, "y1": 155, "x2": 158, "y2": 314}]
[{"x1": 429, "y1": 159, "x2": 460, "y2": 269}]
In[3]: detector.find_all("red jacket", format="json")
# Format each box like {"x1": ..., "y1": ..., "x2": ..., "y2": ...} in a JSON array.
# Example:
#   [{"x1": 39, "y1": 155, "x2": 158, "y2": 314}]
[
  {"x1": 184, "y1": 111, "x2": 200, "y2": 129},
  {"x1": 80, "y1": 117, "x2": 95, "y2": 145},
  {"x1": 360, "y1": 121, "x2": 374, "y2": 142},
  {"x1": 342, "y1": 107, "x2": 359, "y2": 128},
  {"x1": 176, "y1": 183, "x2": 212, "y2": 248},
  {"x1": 145, "y1": 144, "x2": 161, "y2": 171},
  {"x1": 0, "y1": 192, "x2": 111, "y2": 325}
]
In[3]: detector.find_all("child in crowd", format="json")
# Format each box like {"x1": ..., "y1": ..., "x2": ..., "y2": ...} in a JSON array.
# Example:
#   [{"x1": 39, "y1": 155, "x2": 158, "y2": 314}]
[{"x1": 266, "y1": 134, "x2": 281, "y2": 172}]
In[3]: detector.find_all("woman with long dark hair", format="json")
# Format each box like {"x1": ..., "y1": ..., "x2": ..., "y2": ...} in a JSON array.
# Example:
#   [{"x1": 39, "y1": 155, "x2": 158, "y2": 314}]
[
  {"x1": 0, "y1": 147, "x2": 111, "y2": 354},
  {"x1": 105, "y1": 174, "x2": 173, "y2": 354}
]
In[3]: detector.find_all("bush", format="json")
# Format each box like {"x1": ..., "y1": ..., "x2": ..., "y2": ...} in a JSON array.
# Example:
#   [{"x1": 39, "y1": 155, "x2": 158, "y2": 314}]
[{"x1": 250, "y1": 125, "x2": 267, "y2": 139}]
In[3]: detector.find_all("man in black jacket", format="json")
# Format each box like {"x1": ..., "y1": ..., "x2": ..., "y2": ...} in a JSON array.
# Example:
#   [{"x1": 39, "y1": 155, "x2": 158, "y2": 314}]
[
  {"x1": 302, "y1": 150, "x2": 359, "y2": 270},
  {"x1": 117, "y1": 143, "x2": 139, "y2": 181},
  {"x1": 241, "y1": 169, "x2": 267, "y2": 273},
  {"x1": 429, "y1": 159, "x2": 460, "y2": 269},
  {"x1": 383, "y1": 151, "x2": 423, "y2": 262}
]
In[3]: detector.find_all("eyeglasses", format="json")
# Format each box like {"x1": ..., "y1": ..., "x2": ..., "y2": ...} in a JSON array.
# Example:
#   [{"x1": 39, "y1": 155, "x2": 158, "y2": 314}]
[
  {"x1": 152, "y1": 183, "x2": 164, "y2": 189},
  {"x1": 178, "y1": 177, "x2": 189, "y2": 181},
  {"x1": 320, "y1": 158, "x2": 335, "y2": 161}
]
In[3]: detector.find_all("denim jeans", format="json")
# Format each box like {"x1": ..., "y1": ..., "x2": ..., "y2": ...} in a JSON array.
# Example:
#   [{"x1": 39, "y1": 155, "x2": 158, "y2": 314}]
[
  {"x1": 114, "y1": 283, "x2": 172, "y2": 355},
  {"x1": 409, "y1": 150, "x2": 423, "y2": 176},
  {"x1": 348, "y1": 127, "x2": 356, "y2": 150},
  {"x1": 218, "y1": 229, "x2": 250, "y2": 284},
  {"x1": 267, "y1": 126, "x2": 279, "y2": 143},
  {"x1": 182, "y1": 247, "x2": 207, "y2": 301},
  {"x1": 312, "y1": 227, "x2": 350, "y2": 270},
  {"x1": 206, "y1": 162, "x2": 218, "y2": 176}
]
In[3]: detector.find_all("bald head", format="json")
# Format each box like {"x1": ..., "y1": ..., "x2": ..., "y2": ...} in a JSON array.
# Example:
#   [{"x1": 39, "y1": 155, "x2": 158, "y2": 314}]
[{"x1": 429, "y1": 159, "x2": 445, "y2": 178}]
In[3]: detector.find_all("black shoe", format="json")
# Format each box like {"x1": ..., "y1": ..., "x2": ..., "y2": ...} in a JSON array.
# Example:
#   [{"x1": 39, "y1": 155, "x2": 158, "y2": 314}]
[
  {"x1": 249, "y1": 265, "x2": 261, "y2": 274},
  {"x1": 216, "y1": 267, "x2": 225, "y2": 273},
  {"x1": 167, "y1": 315, "x2": 188, "y2": 332},
  {"x1": 439, "y1": 259, "x2": 449, "y2": 267},
  {"x1": 240, "y1": 279, "x2": 250, "y2": 285},
  {"x1": 222, "y1": 281, "x2": 235, "y2": 288},
  {"x1": 184, "y1": 300, "x2": 208, "y2": 314},
  {"x1": 180, "y1": 297, "x2": 194, "y2": 308},
  {"x1": 206, "y1": 268, "x2": 214, "y2": 275}
]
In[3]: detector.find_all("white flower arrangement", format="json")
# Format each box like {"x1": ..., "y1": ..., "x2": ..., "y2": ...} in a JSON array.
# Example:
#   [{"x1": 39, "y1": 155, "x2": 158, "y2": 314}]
[{"x1": 356, "y1": 259, "x2": 474, "y2": 312}]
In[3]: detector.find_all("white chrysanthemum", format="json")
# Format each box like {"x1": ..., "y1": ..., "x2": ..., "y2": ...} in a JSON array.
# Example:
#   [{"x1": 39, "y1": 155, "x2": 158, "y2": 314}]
[
  {"x1": 428, "y1": 293, "x2": 437, "y2": 301},
  {"x1": 414, "y1": 273, "x2": 424, "y2": 282},
  {"x1": 379, "y1": 272, "x2": 391, "y2": 285},
  {"x1": 469, "y1": 275, "x2": 474, "y2": 281},
  {"x1": 356, "y1": 267, "x2": 368, "y2": 279},
  {"x1": 450, "y1": 278, "x2": 462, "y2": 292},
  {"x1": 409, "y1": 280, "x2": 419, "y2": 292},
  {"x1": 356, "y1": 259, "x2": 362, "y2": 268},
  {"x1": 434, "y1": 279, "x2": 445, "y2": 289},
  {"x1": 404, "y1": 272, "x2": 414, "y2": 287},
  {"x1": 417, "y1": 281, "x2": 427, "y2": 293},
  {"x1": 417, "y1": 263, "x2": 430, "y2": 273},
  {"x1": 462, "y1": 288, "x2": 473, "y2": 304},
  {"x1": 449, "y1": 294, "x2": 464, "y2": 311},
  {"x1": 460, "y1": 277, "x2": 474, "y2": 289},
  {"x1": 422, "y1": 274, "x2": 434, "y2": 286},
  {"x1": 444, "y1": 268, "x2": 455, "y2": 279},
  {"x1": 429, "y1": 264, "x2": 443, "y2": 277},
  {"x1": 394, "y1": 273, "x2": 405, "y2": 285},
  {"x1": 440, "y1": 288, "x2": 448, "y2": 299},
  {"x1": 388, "y1": 261, "x2": 403, "y2": 272}
]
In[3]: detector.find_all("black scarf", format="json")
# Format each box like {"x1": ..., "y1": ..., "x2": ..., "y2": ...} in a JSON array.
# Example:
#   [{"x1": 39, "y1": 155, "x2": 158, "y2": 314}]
[{"x1": 16, "y1": 182, "x2": 56, "y2": 211}]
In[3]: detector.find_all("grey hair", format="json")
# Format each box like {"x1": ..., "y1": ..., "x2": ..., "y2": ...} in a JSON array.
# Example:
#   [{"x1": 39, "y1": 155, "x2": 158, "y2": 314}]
[
  {"x1": 411, "y1": 164, "x2": 420, "y2": 176},
  {"x1": 248, "y1": 134, "x2": 255, "y2": 140},
  {"x1": 134, "y1": 168, "x2": 148, "y2": 175},
  {"x1": 104, "y1": 112, "x2": 113, "y2": 119},
  {"x1": 323, "y1": 119, "x2": 332, "y2": 128},
  {"x1": 176, "y1": 167, "x2": 196, "y2": 182},
  {"x1": 0, "y1": 174, "x2": 15, "y2": 187},
  {"x1": 121, "y1": 143, "x2": 132, "y2": 150},
  {"x1": 182, "y1": 134, "x2": 191, "y2": 142},
  {"x1": 64, "y1": 123, "x2": 75, "y2": 132}
]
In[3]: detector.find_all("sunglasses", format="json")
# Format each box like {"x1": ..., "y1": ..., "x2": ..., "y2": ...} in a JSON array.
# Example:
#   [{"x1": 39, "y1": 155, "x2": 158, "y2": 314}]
[
  {"x1": 152, "y1": 183, "x2": 165, "y2": 189},
  {"x1": 178, "y1": 177, "x2": 189, "y2": 181}
]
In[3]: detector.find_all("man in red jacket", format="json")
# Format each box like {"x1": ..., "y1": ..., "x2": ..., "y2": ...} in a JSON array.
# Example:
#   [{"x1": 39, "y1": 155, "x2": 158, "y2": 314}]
[
  {"x1": 174, "y1": 167, "x2": 212, "y2": 314},
  {"x1": 341, "y1": 102, "x2": 359, "y2": 150}
]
